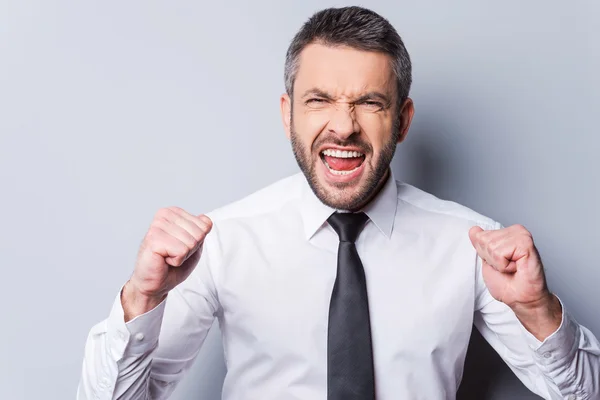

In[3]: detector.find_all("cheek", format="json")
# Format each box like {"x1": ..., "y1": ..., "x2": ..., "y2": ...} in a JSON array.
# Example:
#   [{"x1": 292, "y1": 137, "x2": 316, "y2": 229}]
[
  {"x1": 295, "y1": 111, "x2": 329, "y2": 146},
  {"x1": 356, "y1": 113, "x2": 394, "y2": 153}
]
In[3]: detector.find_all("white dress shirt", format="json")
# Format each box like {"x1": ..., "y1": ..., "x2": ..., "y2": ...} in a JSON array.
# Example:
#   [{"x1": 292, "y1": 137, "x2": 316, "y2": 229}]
[{"x1": 78, "y1": 171, "x2": 600, "y2": 400}]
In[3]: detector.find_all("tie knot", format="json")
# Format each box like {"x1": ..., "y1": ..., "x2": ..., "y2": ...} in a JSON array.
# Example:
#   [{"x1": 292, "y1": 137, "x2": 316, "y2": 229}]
[{"x1": 327, "y1": 212, "x2": 369, "y2": 243}]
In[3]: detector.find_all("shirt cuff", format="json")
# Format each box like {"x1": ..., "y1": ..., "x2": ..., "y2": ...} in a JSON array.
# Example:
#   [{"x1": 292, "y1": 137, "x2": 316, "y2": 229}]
[
  {"x1": 105, "y1": 286, "x2": 167, "y2": 361},
  {"x1": 520, "y1": 296, "x2": 580, "y2": 367}
]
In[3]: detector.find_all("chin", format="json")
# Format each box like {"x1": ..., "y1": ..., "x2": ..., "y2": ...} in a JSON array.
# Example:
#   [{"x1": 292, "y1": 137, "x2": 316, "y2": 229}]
[
  {"x1": 313, "y1": 165, "x2": 371, "y2": 210},
  {"x1": 293, "y1": 142, "x2": 387, "y2": 211}
]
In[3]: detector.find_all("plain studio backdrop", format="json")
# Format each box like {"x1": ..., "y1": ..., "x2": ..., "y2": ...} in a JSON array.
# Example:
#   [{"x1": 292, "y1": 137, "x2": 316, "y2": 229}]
[{"x1": 1, "y1": 1, "x2": 598, "y2": 399}]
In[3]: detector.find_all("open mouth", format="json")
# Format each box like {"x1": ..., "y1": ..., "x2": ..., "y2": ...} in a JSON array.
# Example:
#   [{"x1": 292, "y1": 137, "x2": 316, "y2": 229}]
[{"x1": 319, "y1": 148, "x2": 366, "y2": 176}]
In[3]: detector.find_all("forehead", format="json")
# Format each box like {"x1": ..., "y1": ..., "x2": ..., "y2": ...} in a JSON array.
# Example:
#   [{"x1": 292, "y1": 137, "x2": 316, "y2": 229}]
[{"x1": 294, "y1": 43, "x2": 395, "y2": 97}]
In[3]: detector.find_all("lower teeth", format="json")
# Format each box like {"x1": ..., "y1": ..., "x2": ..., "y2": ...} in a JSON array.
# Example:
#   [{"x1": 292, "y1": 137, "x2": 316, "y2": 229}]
[{"x1": 324, "y1": 161, "x2": 361, "y2": 175}]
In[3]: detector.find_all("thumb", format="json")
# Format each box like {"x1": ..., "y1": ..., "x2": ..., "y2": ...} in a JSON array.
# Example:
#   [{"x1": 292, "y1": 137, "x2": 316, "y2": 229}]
[{"x1": 468, "y1": 225, "x2": 483, "y2": 246}]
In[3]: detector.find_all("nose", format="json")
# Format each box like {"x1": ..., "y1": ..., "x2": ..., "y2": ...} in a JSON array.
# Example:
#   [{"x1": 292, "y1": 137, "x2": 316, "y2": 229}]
[{"x1": 327, "y1": 104, "x2": 360, "y2": 139}]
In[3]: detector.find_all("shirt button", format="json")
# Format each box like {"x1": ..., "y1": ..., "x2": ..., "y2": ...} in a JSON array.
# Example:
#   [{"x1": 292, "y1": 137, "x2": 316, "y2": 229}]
[
  {"x1": 567, "y1": 395, "x2": 577, "y2": 400},
  {"x1": 543, "y1": 352, "x2": 552, "y2": 359},
  {"x1": 135, "y1": 332, "x2": 145, "y2": 341}
]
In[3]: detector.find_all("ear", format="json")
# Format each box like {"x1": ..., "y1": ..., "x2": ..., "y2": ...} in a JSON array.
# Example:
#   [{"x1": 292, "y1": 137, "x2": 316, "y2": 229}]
[
  {"x1": 396, "y1": 98, "x2": 415, "y2": 144},
  {"x1": 280, "y1": 93, "x2": 292, "y2": 140}
]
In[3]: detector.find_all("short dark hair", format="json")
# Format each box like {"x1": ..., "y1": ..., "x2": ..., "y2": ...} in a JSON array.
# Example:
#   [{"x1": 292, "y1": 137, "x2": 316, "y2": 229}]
[{"x1": 284, "y1": 6, "x2": 412, "y2": 105}]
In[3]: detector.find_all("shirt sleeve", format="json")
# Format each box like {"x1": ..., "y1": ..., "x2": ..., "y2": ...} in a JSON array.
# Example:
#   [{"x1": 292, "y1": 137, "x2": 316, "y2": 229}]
[
  {"x1": 77, "y1": 222, "x2": 223, "y2": 400},
  {"x1": 473, "y1": 221, "x2": 600, "y2": 400}
]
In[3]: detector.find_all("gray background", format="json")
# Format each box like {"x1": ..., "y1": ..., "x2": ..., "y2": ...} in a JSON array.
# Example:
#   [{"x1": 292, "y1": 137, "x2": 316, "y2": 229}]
[{"x1": 1, "y1": 1, "x2": 598, "y2": 399}]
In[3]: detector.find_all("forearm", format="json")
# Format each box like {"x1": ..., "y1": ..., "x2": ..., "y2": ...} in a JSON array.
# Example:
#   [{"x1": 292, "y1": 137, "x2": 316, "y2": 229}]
[
  {"x1": 517, "y1": 297, "x2": 600, "y2": 399},
  {"x1": 122, "y1": 279, "x2": 167, "y2": 323},
  {"x1": 78, "y1": 345, "x2": 154, "y2": 400},
  {"x1": 512, "y1": 292, "x2": 563, "y2": 342},
  {"x1": 77, "y1": 288, "x2": 166, "y2": 400},
  {"x1": 78, "y1": 210, "x2": 218, "y2": 399}
]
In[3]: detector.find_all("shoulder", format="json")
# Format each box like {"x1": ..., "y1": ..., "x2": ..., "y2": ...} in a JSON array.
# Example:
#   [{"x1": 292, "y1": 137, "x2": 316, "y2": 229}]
[
  {"x1": 395, "y1": 179, "x2": 500, "y2": 230},
  {"x1": 204, "y1": 172, "x2": 305, "y2": 223},
  {"x1": 200, "y1": 173, "x2": 306, "y2": 266}
]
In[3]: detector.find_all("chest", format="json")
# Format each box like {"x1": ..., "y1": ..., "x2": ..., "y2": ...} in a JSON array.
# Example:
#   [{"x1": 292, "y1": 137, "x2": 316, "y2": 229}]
[{"x1": 216, "y1": 225, "x2": 478, "y2": 359}]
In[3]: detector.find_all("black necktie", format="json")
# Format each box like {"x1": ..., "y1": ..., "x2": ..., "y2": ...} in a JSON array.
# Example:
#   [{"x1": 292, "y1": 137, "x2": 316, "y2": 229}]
[{"x1": 327, "y1": 212, "x2": 375, "y2": 400}]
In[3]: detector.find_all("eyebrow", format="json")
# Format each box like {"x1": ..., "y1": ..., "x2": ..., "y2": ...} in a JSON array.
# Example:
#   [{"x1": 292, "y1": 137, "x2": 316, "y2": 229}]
[
  {"x1": 354, "y1": 92, "x2": 392, "y2": 106},
  {"x1": 301, "y1": 88, "x2": 335, "y2": 101},
  {"x1": 301, "y1": 88, "x2": 392, "y2": 106}
]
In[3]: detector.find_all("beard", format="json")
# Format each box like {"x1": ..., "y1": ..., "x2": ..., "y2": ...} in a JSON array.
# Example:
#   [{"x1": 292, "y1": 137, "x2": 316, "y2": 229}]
[{"x1": 290, "y1": 112, "x2": 400, "y2": 211}]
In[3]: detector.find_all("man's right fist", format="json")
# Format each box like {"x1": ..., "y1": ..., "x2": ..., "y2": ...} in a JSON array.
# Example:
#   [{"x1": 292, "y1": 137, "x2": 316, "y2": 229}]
[{"x1": 122, "y1": 207, "x2": 212, "y2": 321}]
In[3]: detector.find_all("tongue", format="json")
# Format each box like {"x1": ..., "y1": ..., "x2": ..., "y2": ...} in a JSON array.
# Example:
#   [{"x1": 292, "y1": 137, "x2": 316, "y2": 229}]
[{"x1": 324, "y1": 155, "x2": 364, "y2": 171}]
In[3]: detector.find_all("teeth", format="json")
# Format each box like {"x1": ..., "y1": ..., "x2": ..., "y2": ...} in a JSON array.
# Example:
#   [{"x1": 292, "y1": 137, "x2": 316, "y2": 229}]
[{"x1": 322, "y1": 149, "x2": 364, "y2": 158}]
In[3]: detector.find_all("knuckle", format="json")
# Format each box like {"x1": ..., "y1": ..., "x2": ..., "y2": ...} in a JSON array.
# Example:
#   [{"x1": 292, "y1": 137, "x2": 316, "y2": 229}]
[
  {"x1": 198, "y1": 214, "x2": 212, "y2": 226},
  {"x1": 168, "y1": 206, "x2": 183, "y2": 214},
  {"x1": 150, "y1": 217, "x2": 166, "y2": 229},
  {"x1": 523, "y1": 236, "x2": 534, "y2": 248},
  {"x1": 191, "y1": 231, "x2": 204, "y2": 243},
  {"x1": 202, "y1": 221, "x2": 213, "y2": 234},
  {"x1": 176, "y1": 239, "x2": 191, "y2": 254},
  {"x1": 513, "y1": 223, "x2": 527, "y2": 233},
  {"x1": 146, "y1": 226, "x2": 161, "y2": 240},
  {"x1": 155, "y1": 207, "x2": 173, "y2": 221},
  {"x1": 190, "y1": 218, "x2": 208, "y2": 235},
  {"x1": 184, "y1": 235, "x2": 198, "y2": 250}
]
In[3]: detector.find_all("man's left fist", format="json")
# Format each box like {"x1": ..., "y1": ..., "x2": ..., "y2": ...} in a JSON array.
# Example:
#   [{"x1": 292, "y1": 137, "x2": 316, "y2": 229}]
[{"x1": 468, "y1": 224, "x2": 550, "y2": 310}]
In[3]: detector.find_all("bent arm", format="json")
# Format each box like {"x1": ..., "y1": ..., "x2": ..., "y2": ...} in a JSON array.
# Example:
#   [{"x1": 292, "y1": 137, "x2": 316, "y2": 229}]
[
  {"x1": 473, "y1": 221, "x2": 600, "y2": 399},
  {"x1": 77, "y1": 230, "x2": 222, "y2": 400}
]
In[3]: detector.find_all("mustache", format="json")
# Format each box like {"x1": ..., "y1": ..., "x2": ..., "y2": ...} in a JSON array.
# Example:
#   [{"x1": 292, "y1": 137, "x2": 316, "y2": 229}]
[{"x1": 311, "y1": 135, "x2": 372, "y2": 154}]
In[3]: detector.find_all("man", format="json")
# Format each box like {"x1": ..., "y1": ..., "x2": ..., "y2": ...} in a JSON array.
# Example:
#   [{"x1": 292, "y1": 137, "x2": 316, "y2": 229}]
[{"x1": 78, "y1": 6, "x2": 599, "y2": 400}]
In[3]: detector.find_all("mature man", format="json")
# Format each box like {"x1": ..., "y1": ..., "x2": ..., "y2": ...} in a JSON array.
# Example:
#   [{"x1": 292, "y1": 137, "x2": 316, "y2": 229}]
[{"x1": 78, "y1": 6, "x2": 599, "y2": 400}]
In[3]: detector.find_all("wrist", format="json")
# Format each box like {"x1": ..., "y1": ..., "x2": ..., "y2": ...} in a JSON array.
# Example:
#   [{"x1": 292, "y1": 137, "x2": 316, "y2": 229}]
[
  {"x1": 121, "y1": 280, "x2": 167, "y2": 322},
  {"x1": 511, "y1": 292, "x2": 563, "y2": 341}
]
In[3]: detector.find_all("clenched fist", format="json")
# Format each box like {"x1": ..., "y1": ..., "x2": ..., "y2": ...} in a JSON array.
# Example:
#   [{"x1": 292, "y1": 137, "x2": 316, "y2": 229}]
[
  {"x1": 468, "y1": 223, "x2": 562, "y2": 340},
  {"x1": 122, "y1": 207, "x2": 212, "y2": 321}
]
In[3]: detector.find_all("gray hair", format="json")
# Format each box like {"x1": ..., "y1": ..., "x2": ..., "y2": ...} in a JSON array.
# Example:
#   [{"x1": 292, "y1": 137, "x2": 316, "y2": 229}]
[{"x1": 284, "y1": 6, "x2": 412, "y2": 106}]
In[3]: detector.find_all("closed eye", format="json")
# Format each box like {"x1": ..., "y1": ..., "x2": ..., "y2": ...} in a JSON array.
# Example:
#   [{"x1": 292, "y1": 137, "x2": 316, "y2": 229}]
[
  {"x1": 357, "y1": 100, "x2": 384, "y2": 110},
  {"x1": 305, "y1": 98, "x2": 331, "y2": 108}
]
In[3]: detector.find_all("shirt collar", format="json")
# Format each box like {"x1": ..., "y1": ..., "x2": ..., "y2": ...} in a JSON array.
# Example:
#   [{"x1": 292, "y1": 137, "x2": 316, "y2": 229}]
[{"x1": 299, "y1": 169, "x2": 398, "y2": 240}]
